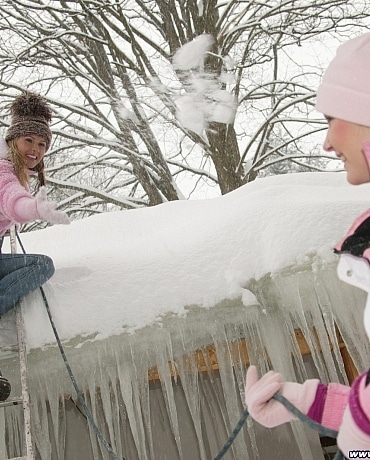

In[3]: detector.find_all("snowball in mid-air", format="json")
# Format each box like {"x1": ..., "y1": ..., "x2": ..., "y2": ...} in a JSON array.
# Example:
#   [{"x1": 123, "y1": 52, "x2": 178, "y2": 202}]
[
  {"x1": 176, "y1": 94, "x2": 206, "y2": 134},
  {"x1": 173, "y1": 34, "x2": 214, "y2": 70}
]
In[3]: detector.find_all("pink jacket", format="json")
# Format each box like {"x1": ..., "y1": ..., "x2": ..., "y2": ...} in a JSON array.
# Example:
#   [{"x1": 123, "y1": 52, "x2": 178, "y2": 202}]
[
  {"x1": 306, "y1": 209, "x2": 370, "y2": 456},
  {"x1": 0, "y1": 138, "x2": 41, "y2": 237}
]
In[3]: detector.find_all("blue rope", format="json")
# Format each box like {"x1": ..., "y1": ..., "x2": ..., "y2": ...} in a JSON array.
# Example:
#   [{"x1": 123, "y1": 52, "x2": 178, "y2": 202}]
[
  {"x1": 213, "y1": 408, "x2": 250, "y2": 460},
  {"x1": 213, "y1": 391, "x2": 343, "y2": 460}
]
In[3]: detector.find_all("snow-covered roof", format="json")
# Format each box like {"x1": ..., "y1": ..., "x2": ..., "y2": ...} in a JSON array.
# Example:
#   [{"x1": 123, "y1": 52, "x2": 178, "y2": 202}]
[{"x1": 3, "y1": 171, "x2": 369, "y2": 351}]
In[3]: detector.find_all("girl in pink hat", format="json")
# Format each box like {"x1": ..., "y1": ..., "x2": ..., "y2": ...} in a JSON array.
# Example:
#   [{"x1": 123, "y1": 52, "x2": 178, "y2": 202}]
[
  {"x1": 0, "y1": 91, "x2": 69, "y2": 401},
  {"x1": 245, "y1": 33, "x2": 370, "y2": 458}
]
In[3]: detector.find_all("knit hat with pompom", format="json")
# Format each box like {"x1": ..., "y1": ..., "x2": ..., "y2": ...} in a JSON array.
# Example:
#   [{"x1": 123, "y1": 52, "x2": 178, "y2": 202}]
[{"x1": 5, "y1": 91, "x2": 52, "y2": 150}]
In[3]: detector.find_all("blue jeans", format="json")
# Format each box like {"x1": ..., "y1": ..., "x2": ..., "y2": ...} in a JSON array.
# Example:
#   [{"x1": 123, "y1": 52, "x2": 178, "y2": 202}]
[{"x1": 0, "y1": 251, "x2": 55, "y2": 316}]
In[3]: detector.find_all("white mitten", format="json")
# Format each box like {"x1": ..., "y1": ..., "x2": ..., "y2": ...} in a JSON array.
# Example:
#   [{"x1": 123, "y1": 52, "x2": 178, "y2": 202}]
[{"x1": 35, "y1": 187, "x2": 70, "y2": 225}]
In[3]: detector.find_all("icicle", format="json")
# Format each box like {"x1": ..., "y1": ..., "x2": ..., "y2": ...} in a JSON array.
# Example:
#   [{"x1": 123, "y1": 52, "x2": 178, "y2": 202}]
[
  {"x1": 155, "y1": 332, "x2": 183, "y2": 460},
  {"x1": 116, "y1": 345, "x2": 149, "y2": 460},
  {"x1": 83, "y1": 382, "x2": 102, "y2": 460},
  {"x1": 176, "y1": 329, "x2": 206, "y2": 460},
  {"x1": 0, "y1": 407, "x2": 6, "y2": 460},
  {"x1": 4, "y1": 406, "x2": 23, "y2": 459},
  {"x1": 211, "y1": 325, "x2": 249, "y2": 459},
  {"x1": 96, "y1": 367, "x2": 117, "y2": 458},
  {"x1": 44, "y1": 374, "x2": 66, "y2": 459},
  {"x1": 32, "y1": 386, "x2": 53, "y2": 459},
  {"x1": 132, "y1": 347, "x2": 155, "y2": 459}
]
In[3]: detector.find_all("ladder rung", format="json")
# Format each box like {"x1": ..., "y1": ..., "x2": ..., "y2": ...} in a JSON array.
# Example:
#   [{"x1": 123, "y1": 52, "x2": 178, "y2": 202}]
[{"x1": 0, "y1": 397, "x2": 23, "y2": 408}]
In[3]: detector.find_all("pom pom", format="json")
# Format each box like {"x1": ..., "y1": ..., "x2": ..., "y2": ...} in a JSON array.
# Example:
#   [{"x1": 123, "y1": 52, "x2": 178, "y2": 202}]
[{"x1": 10, "y1": 90, "x2": 52, "y2": 123}]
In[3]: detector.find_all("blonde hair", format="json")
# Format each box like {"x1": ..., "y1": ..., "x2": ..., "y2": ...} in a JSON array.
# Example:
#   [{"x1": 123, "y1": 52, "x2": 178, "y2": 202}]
[{"x1": 7, "y1": 139, "x2": 45, "y2": 190}]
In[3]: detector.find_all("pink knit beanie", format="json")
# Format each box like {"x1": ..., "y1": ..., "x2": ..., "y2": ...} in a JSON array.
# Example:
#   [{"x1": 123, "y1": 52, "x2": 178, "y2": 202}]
[{"x1": 316, "y1": 32, "x2": 370, "y2": 127}]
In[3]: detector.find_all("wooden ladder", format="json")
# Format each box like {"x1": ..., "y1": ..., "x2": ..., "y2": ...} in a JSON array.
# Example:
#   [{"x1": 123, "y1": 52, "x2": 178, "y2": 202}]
[{"x1": 0, "y1": 227, "x2": 34, "y2": 460}]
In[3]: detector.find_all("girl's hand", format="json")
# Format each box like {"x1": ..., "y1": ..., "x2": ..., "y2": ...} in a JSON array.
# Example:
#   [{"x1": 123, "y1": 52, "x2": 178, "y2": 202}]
[
  {"x1": 35, "y1": 187, "x2": 70, "y2": 225},
  {"x1": 245, "y1": 365, "x2": 319, "y2": 428}
]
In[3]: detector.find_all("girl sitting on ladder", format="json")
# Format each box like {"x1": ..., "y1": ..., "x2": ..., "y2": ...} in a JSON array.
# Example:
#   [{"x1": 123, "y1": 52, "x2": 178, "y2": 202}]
[{"x1": 0, "y1": 91, "x2": 70, "y2": 401}]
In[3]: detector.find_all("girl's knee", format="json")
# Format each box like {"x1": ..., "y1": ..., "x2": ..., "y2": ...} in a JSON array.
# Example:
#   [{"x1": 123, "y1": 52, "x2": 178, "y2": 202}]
[
  {"x1": 43, "y1": 255, "x2": 55, "y2": 279},
  {"x1": 36, "y1": 254, "x2": 55, "y2": 280}
]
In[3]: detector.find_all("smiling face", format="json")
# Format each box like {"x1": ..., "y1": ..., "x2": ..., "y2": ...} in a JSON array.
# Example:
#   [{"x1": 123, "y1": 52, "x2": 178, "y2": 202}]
[
  {"x1": 323, "y1": 118, "x2": 370, "y2": 185},
  {"x1": 14, "y1": 135, "x2": 47, "y2": 169}
]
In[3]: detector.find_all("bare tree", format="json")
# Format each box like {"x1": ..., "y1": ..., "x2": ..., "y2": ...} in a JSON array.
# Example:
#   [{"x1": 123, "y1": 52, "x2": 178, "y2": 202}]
[{"x1": 0, "y1": 0, "x2": 368, "y2": 222}]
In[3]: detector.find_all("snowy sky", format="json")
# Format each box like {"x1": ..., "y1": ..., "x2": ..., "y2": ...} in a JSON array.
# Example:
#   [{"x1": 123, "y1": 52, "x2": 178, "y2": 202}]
[{"x1": 3, "y1": 171, "x2": 369, "y2": 351}]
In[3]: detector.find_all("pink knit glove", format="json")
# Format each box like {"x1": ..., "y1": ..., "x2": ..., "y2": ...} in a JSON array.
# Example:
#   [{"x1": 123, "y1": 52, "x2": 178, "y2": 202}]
[
  {"x1": 245, "y1": 365, "x2": 320, "y2": 428},
  {"x1": 35, "y1": 187, "x2": 70, "y2": 225},
  {"x1": 337, "y1": 372, "x2": 370, "y2": 457}
]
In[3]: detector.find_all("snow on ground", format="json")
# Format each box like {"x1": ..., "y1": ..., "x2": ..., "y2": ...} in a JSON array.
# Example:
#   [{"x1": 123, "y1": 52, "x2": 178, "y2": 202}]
[{"x1": 2, "y1": 171, "x2": 369, "y2": 350}]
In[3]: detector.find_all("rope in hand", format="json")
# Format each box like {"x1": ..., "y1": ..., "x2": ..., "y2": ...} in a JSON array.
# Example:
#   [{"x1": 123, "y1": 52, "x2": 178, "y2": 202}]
[
  {"x1": 213, "y1": 390, "x2": 344, "y2": 460},
  {"x1": 16, "y1": 232, "x2": 124, "y2": 460}
]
